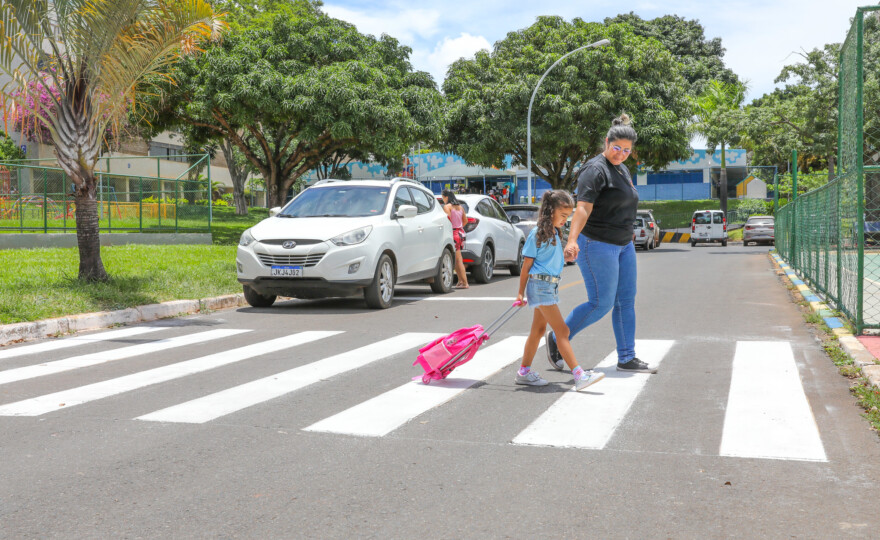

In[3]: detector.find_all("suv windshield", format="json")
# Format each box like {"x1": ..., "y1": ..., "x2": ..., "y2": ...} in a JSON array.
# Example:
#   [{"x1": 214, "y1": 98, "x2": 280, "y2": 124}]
[
  {"x1": 279, "y1": 186, "x2": 390, "y2": 218},
  {"x1": 633, "y1": 218, "x2": 645, "y2": 228},
  {"x1": 506, "y1": 209, "x2": 539, "y2": 222}
]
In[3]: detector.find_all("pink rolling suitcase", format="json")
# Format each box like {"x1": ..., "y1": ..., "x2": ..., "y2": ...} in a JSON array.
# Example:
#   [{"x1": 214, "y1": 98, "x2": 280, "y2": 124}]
[{"x1": 413, "y1": 300, "x2": 526, "y2": 384}]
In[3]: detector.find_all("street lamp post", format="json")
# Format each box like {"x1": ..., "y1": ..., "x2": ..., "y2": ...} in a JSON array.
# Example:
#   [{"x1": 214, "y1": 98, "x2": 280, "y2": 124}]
[{"x1": 526, "y1": 38, "x2": 610, "y2": 202}]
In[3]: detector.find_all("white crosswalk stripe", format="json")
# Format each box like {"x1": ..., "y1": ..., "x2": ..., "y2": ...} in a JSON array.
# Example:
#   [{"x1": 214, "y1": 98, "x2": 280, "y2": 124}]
[
  {"x1": 0, "y1": 328, "x2": 249, "y2": 386},
  {"x1": 0, "y1": 331, "x2": 341, "y2": 417},
  {"x1": 512, "y1": 340, "x2": 675, "y2": 449},
  {"x1": 0, "y1": 326, "x2": 164, "y2": 362},
  {"x1": 720, "y1": 341, "x2": 827, "y2": 462},
  {"x1": 0, "y1": 328, "x2": 830, "y2": 463},
  {"x1": 304, "y1": 336, "x2": 527, "y2": 437},
  {"x1": 137, "y1": 333, "x2": 441, "y2": 424}
]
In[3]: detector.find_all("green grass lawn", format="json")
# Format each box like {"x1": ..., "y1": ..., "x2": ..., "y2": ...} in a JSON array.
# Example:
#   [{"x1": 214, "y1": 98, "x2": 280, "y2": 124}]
[
  {"x1": 210, "y1": 207, "x2": 269, "y2": 245},
  {"x1": 0, "y1": 244, "x2": 240, "y2": 324},
  {"x1": 0, "y1": 206, "x2": 272, "y2": 324}
]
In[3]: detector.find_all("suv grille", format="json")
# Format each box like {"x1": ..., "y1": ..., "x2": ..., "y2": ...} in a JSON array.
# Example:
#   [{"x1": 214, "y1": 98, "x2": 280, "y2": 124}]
[{"x1": 257, "y1": 253, "x2": 325, "y2": 267}]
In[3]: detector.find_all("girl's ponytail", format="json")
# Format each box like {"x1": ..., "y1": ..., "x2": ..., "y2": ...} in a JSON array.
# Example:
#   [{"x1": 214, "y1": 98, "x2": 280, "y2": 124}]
[{"x1": 535, "y1": 190, "x2": 575, "y2": 246}]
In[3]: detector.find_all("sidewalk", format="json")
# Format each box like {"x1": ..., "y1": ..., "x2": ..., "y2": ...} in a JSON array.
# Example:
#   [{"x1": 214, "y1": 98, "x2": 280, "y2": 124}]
[
  {"x1": 769, "y1": 252, "x2": 880, "y2": 390},
  {"x1": 0, "y1": 294, "x2": 248, "y2": 348}
]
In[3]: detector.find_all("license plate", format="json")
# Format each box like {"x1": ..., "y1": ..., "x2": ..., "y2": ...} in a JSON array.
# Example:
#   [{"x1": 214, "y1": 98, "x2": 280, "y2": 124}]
[{"x1": 271, "y1": 265, "x2": 302, "y2": 277}]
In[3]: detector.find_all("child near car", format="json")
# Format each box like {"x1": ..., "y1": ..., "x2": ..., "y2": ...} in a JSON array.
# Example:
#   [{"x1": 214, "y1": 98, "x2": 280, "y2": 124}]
[{"x1": 514, "y1": 190, "x2": 605, "y2": 391}]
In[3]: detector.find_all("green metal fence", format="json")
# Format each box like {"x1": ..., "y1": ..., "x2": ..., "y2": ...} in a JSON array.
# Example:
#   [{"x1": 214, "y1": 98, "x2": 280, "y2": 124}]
[
  {"x1": 776, "y1": 6, "x2": 880, "y2": 333},
  {"x1": 0, "y1": 155, "x2": 213, "y2": 233}
]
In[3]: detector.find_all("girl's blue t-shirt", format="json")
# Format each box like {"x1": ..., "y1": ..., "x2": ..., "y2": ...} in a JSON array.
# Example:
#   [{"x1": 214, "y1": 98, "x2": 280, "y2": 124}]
[{"x1": 522, "y1": 228, "x2": 564, "y2": 277}]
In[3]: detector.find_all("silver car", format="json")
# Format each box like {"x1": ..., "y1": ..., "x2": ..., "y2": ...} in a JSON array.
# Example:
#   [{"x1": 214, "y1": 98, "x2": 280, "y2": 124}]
[
  {"x1": 455, "y1": 194, "x2": 526, "y2": 283},
  {"x1": 633, "y1": 217, "x2": 656, "y2": 250},
  {"x1": 504, "y1": 204, "x2": 540, "y2": 238},
  {"x1": 743, "y1": 215, "x2": 775, "y2": 246}
]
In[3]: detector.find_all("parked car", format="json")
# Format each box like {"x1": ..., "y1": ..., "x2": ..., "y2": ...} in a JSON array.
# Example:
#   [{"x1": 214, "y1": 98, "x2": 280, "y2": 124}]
[
  {"x1": 504, "y1": 204, "x2": 540, "y2": 238},
  {"x1": 455, "y1": 194, "x2": 526, "y2": 283},
  {"x1": 237, "y1": 178, "x2": 455, "y2": 309},
  {"x1": 691, "y1": 210, "x2": 728, "y2": 247},
  {"x1": 743, "y1": 215, "x2": 775, "y2": 246},
  {"x1": 636, "y1": 209, "x2": 662, "y2": 248},
  {"x1": 633, "y1": 216, "x2": 656, "y2": 250}
]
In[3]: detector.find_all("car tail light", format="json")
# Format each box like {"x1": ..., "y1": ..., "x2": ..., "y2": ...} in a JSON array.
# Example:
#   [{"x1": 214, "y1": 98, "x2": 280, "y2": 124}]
[
  {"x1": 723, "y1": 218, "x2": 727, "y2": 232},
  {"x1": 648, "y1": 222, "x2": 654, "y2": 229},
  {"x1": 745, "y1": 226, "x2": 753, "y2": 230},
  {"x1": 463, "y1": 258, "x2": 474, "y2": 263},
  {"x1": 640, "y1": 230, "x2": 646, "y2": 237},
  {"x1": 464, "y1": 217, "x2": 479, "y2": 233}
]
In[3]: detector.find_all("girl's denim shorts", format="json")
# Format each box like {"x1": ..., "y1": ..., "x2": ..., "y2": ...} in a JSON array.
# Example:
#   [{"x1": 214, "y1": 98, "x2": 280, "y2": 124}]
[{"x1": 526, "y1": 277, "x2": 559, "y2": 308}]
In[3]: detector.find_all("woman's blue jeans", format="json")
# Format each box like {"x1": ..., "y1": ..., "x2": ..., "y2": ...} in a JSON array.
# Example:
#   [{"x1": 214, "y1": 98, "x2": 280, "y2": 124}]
[{"x1": 564, "y1": 234, "x2": 637, "y2": 363}]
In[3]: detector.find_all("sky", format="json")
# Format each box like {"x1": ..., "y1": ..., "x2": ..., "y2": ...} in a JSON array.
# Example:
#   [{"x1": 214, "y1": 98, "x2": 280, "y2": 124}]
[{"x1": 323, "y1": 0, "x2": 871, "y2": 103}]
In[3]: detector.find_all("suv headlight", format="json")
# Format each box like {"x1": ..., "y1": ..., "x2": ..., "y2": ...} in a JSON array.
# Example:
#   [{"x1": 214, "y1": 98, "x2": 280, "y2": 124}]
[
  {"x1": 239, "y1": 228, "x2": 256, "y2": 247},
  {"x1": 330, "y1": 225, "x2": 372, "y2": 246}
]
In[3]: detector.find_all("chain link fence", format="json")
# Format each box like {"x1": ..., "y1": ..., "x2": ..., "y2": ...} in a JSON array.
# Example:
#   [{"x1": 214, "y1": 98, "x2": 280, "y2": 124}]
[
  {"x1": 776, "y1": 6, "x2": 880, "y2": 333},
  {"x1": 0, "y1": 162, "x2": 212, "y2": 233}
]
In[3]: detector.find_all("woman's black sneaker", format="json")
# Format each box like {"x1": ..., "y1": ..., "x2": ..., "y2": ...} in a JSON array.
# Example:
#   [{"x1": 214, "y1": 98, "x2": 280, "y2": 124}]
[
  {"x1": 546, "y1": 331, "x2": 564, "y2": 370},
  {"x1": 616, "y1": 357, "x2": 657, "y2": 373}
]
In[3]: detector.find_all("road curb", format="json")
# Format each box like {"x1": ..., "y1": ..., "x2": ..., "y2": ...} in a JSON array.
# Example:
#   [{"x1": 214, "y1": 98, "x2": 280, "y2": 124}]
[
  {"x1": 768, "y1": 252, "x2": 880, "y2": 389},
  {"x1": 0, "y1": 294, "x2": 248, "y2": 348}
]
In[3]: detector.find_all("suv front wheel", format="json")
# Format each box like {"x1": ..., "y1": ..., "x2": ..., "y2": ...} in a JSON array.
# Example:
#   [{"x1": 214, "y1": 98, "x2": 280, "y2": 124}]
[
  {"x1": 243, "y1": 284, "x2": 276, "y2": 308},
  {"x1": 509, "y1": 242, "x2": 524, "y2": 276},
  {"x1": 364, "y1": 254, "x2": 395, "y2": 309}
]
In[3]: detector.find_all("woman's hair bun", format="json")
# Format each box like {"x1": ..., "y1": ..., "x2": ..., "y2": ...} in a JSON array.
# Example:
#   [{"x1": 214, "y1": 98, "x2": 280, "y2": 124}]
[{"x1": 612, "y1": 113, "x2": 632, "y2": 127}]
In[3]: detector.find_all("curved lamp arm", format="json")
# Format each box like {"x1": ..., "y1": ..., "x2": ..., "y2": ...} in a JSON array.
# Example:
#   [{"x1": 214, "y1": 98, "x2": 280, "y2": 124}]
[{"x1": 526, "y1": 38, "x2": 611, "y2": 202}]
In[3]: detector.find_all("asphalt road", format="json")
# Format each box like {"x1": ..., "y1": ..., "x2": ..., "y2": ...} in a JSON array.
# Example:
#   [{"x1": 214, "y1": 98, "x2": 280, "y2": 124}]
[{"x1": 2, "y1": 243, "x2": 880, "y2": 538}]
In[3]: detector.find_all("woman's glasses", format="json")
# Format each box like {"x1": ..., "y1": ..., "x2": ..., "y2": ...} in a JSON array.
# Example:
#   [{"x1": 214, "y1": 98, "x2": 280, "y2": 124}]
[{"x1": 611, "y1": 145, "x2": 632, "y2": 155}]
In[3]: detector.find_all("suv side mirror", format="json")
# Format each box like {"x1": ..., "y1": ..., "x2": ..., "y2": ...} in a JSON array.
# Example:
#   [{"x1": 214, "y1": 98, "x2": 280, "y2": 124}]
[
  {"x1": 395, "y1": 205, "x2": 417, "y2": 219},
  {"x1": 269, "y1": 207, "x2": 282, "y2": 217}
]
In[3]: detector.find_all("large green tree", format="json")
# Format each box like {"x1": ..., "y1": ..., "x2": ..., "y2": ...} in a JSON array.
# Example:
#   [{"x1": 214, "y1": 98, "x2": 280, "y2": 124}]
[
  {"x1": 443, "y1": 17, "x2": 692, "y2": 190},
  {"x1": 0, "y1": 0, "x2": 224, "y2": 281},
  {"x1": 742, "y1": 44, "x2": 840, "y2": 179},
  {"x1": 604, "y1": 12, "x2": 739, "y2": 96},
  {"x1": 148, "y1": 0, "x2": 443, "y2": 207},
  {"x1": 690, "y1": 80, "x2": 747, "y2": 215}
]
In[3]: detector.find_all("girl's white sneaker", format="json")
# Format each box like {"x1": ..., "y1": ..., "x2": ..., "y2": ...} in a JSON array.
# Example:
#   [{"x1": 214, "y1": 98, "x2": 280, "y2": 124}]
[{"x1": 574, "y1": 370, "x2": 605, "y2": 391}]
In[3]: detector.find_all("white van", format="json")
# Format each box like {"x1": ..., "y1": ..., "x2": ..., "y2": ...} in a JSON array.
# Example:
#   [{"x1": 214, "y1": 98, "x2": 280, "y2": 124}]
[{"x1": 691, "y1": 210, "x2": 727, "y2": 247}]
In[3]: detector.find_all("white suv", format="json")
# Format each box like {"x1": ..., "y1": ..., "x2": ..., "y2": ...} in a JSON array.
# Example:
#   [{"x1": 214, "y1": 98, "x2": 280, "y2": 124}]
[
  {"x1": 237, "y1": 179, "x2": 455, "y2": 309},
  {"x1": 456, "y1": 194, "x2": 526, "y2": 283}
]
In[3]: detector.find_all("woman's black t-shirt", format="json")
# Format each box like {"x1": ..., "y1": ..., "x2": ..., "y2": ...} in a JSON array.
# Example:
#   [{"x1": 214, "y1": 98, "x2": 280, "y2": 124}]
[{"x1": 575, "y1": 154, "x2": 639, "y2": 246}]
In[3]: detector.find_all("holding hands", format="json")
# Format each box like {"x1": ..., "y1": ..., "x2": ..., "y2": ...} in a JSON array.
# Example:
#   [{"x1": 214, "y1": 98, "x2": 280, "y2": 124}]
[{"x1": 564, "y1": 241, "x2": 579, "y2": 262}]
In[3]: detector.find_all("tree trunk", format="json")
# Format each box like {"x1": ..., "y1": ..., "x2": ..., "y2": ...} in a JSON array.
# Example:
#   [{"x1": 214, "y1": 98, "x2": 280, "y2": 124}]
[
  {"x1": 221, "y1": 140, "x2": 249, "y2": 216},
  {"x1": 828, "y1": 153, "x2": 836, "y2": 182},
  {"x1": 71, "y1": 169, "x2": 108, "y2": 282},
  {"x1": 720, "y1": 143, "x2": 728, "y2": 216},
  {"x1": 267, "y1": 171, "x2": 285, "y2": 208}
]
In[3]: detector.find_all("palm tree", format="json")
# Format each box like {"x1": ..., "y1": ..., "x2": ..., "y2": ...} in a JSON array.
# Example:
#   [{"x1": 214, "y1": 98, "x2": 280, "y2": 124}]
[
  {"x1": 0, "y1": 0, "x2": 226, "y2": 281},
  {"x1": 690, "y1": 80, "x2": 748, "y2": 216}
]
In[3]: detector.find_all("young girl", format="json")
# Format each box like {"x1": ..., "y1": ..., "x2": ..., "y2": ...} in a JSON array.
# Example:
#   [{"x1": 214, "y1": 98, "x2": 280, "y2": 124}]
[
  {"x1": 514, "y1": 190, "x2": 605, "y2": 391},
  {"x1": 441, "y1": 190, "x2": 469, "y2": 289}
]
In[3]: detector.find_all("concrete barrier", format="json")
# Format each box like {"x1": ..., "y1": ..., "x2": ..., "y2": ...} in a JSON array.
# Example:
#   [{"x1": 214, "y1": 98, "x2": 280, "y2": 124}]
[
  {"x1": 0, "y1": 295, "x2": 247, "y2": 348},
  {"x1": 661, "y1": 231, "x2": 691, "y2": 243}
]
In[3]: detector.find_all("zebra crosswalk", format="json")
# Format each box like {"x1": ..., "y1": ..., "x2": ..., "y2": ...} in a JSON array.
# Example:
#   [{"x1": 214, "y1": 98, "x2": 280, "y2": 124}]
[{"x1": 0, "y1": 325, "x2": 827, "y2": 462}]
